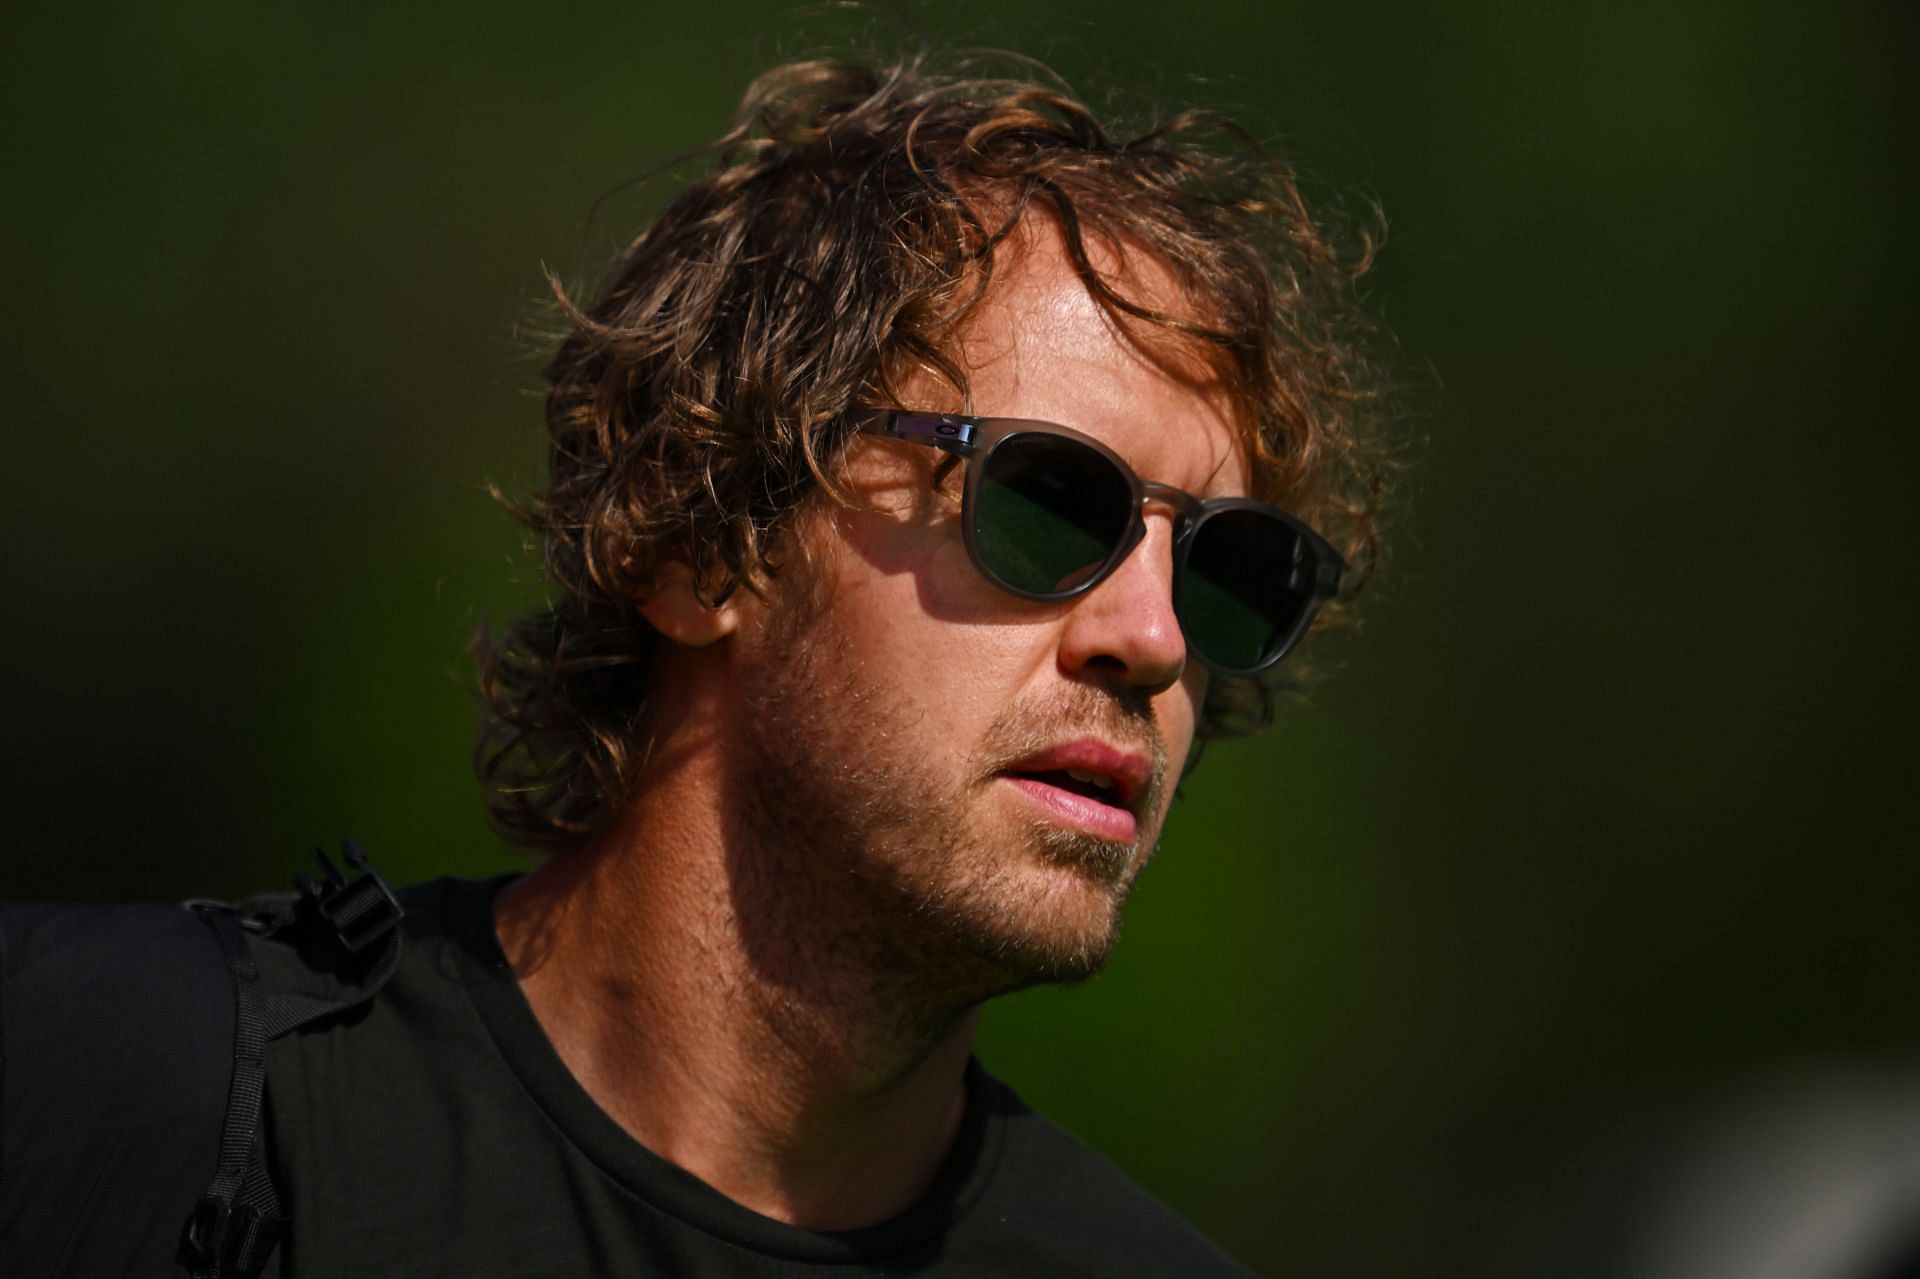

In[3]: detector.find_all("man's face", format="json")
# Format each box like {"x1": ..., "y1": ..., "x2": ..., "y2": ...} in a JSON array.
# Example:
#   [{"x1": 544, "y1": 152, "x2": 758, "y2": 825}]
[{"x1": 726, "y1": 224, "x2": 1247, "y2": 997}]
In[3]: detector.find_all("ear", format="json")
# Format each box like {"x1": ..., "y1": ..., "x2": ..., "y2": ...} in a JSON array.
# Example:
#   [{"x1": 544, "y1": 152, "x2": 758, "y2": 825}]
[{"x1": 639, "y1": 561, "x2": 739, "y2": 648}]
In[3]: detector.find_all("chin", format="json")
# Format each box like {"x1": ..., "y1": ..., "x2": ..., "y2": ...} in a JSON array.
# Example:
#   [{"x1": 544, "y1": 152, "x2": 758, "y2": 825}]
[
  {"x1": 988, "y1": 929, "x2": 1119, "y2": 990},
  {"x1": 941, "y1": 849, "x2": 1135, "y2": 992}
]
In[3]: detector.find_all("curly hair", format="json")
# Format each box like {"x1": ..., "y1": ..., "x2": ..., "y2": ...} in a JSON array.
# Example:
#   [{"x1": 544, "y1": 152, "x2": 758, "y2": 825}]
[{"x1": 474, "y1": 51, "x2": 1394, "y2": 853}]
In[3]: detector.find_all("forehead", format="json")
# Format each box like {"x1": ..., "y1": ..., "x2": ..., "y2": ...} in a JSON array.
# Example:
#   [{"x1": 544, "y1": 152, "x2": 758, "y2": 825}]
[{"x1": 928, "y1": 213, "x2": 1249, "y2": 496}]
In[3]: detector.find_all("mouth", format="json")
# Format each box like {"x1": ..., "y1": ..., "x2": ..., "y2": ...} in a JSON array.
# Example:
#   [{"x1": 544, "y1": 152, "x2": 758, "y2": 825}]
[
  {"x1": 1013, "y1": 767, "x2": 1129, "y2": 806},
  {"x1": 994, "y1": 739, "x2": 1152, "y2": 843}
]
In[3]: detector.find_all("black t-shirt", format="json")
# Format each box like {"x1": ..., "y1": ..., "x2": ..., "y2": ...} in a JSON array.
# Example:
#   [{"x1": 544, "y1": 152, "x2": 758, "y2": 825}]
[{"x1": 252, "y1": 876, "x2": 1253, "y2": 1277}]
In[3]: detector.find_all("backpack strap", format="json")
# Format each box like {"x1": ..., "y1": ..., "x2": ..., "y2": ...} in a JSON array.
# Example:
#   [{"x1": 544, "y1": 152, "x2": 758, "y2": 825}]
[
  {"x1": 180, "y1": 839, "x2": 404, "y2": 1279},
  {"x1": 181, "y1": 907, "x2": 275, "y2": 1278}
]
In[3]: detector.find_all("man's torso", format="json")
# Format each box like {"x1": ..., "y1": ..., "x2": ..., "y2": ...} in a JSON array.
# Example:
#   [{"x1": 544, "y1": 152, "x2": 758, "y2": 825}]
[{"x1": 245, "y1": 875, "x2": 1250, "y2": 1278}]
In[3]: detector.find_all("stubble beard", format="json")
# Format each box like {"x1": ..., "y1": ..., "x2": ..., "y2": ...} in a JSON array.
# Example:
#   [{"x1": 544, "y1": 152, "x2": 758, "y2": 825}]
[{"x1": 727, "y1": 589, "x2": 1170, "y2": 1020}]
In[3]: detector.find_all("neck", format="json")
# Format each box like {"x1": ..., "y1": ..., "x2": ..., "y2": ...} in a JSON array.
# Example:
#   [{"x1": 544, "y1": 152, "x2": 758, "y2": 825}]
[{"x1": 493, "y1": 736, "x2": 982, "y2": 1230}]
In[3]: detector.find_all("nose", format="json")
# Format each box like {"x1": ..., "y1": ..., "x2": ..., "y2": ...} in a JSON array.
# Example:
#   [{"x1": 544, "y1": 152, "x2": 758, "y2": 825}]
[{"x1": 1056, "y1": 512, "x2": 1189, "y2": 698}]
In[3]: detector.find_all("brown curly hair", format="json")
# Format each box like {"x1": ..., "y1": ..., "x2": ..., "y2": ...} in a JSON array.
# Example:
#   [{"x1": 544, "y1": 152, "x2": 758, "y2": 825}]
[{"x1": 474, "y1": 51, "x2": 1394, "y2": 853}]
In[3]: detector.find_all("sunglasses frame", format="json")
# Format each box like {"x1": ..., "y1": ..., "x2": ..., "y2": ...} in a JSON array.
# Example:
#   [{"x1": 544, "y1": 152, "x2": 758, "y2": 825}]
[{"x1": 859, "y1": 409, "x2": 1345, "y2": 676}]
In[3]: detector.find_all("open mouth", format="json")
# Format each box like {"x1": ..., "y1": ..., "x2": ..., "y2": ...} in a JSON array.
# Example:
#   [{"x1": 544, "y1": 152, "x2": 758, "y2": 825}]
[
  {"x1": 1009, "y1": 768, "x2": 1127, "y2": 808},
  {"x1": 993, "y1": 738, "x2": 1151, "y2": 843}
]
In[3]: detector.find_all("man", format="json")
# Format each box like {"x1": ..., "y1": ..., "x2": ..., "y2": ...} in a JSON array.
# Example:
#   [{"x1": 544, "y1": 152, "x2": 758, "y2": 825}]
[{"x1": 2, "y1": 51, "x2": 1386, "y2": 1277}]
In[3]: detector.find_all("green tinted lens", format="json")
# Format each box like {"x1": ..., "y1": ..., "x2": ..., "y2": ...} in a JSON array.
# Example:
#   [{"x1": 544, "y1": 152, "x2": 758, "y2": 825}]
[
  {"x1": 974, "y1": 433, "x2": 1133, "y2": 596},
  {"x1": 1177, "y1": 508, "x2": 1313, "y2": 671}
]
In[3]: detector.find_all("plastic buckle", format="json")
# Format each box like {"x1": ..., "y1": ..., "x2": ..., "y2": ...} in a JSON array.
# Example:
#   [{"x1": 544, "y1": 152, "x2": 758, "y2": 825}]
[
  {"x1": 228, "y1": 1204, "x2": 284, "y2": 1273},
  {"x1": 183, "y1": 1194, "x2": 233, "y2": 1264},
  {"x1": 295, "y1": 837, "x2": 403, "y2": 955}
]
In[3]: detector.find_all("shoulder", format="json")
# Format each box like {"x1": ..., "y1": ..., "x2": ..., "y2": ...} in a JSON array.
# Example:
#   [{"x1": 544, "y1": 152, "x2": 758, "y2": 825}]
[
  {"x1": 247, "y1": 874, "x2": 509, "y2": 1095},
  {"x1": 0, "y1": 900, "x2": 234, "y2": 1112},
  {"x1": 969, "y1": 1068, "x2": 1256, "y2": 1277},
  {"x1": 245, "y1": 873, "x2": 497, "y2": 997},
  {"x1": 0, "y1": 901, "x2": 233, "y2": 1279}
]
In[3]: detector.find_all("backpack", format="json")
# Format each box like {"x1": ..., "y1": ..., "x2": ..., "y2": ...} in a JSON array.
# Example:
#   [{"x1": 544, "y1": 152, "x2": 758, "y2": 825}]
[{"x1": 0, "y1": 841, "x2": 404, "y2": 1279}]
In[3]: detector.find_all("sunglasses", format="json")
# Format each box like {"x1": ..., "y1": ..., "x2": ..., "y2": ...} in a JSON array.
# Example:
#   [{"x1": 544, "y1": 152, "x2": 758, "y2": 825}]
[{"x1": 859, "y1": 410, "x2": 1344, "y2": 676}]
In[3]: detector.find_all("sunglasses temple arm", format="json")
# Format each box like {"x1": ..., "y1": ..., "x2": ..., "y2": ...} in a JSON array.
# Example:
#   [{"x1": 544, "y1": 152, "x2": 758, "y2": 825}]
[{"x1": 860, "y1": 410, "x2": 981, "y2": 458}]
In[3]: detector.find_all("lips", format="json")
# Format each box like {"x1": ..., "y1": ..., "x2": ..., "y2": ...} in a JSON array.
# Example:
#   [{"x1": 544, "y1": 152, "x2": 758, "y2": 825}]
[
  {"x1": 995, "y1": 737, "x2": 1153, "y2": 842},
  {"x1": 1001, "y1": 739, "x2": 1150, "y2": 807}
]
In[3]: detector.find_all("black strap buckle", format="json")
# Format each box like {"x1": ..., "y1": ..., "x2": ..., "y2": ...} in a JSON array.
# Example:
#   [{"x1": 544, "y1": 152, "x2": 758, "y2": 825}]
[
  {"x1": 183, "y1": 1195, "x2": 283, "y2": 1275},
  {"x1": 228, "y1": 1203, "x2": 286, "y2": 1274},
  {"x1": 183, "y1": 1195, "x2": 232, "y2": 1264},
  {"x1": 295, "y1": 837, "x2": 402, "y2": 955}
]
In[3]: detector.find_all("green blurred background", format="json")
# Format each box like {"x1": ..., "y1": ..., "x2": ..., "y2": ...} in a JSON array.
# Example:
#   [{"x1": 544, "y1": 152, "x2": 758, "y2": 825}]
[{"x1": 4, "y1": 3, "x2": 1915, "y2": 1274}]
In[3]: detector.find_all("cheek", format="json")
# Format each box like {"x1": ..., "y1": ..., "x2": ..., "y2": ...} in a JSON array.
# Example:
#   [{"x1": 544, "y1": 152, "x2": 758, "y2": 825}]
[
  {"x1": 811, "y1": 520, "x2": 993, "y2": 704},
  {"x1": 1158, "y1": 667, "x2": 1208, "y2": 759},
  {"x1": 832, "y1": 498, "x2": 1062, "y2": 647}
]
